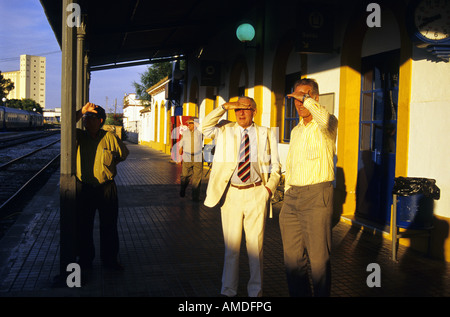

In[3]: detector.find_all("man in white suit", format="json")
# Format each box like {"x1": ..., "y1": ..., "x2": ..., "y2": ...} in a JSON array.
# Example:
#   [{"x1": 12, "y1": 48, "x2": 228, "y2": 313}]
[{"x1": 202, "y1": 96, "x2": 281, "y2": 297}]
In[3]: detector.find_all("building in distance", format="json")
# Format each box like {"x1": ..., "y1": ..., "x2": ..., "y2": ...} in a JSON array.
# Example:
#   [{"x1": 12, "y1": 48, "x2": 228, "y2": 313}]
[{"x1": 2, "y1": 54, "x2": 46, "y2": 108}]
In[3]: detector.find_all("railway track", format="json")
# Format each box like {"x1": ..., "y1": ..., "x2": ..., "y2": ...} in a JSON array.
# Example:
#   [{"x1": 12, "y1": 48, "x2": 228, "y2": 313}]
[
  {"x1": 0, "y1": 130, "x2": 60, "y2": 150},
  {"x1": 0, "y1": 137, "x2": 61, "y2": 237}
]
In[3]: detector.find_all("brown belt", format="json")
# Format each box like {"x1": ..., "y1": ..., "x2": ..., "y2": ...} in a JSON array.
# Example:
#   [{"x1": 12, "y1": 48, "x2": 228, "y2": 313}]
[{"x1": 231, "y1": 181, "x2": 262, "y2": 190}]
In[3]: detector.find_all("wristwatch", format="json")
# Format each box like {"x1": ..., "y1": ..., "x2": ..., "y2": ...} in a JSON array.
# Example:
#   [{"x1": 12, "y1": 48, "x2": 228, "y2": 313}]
[{"x1": 302, "y1": 94, "x2": 310, "y2": 103}]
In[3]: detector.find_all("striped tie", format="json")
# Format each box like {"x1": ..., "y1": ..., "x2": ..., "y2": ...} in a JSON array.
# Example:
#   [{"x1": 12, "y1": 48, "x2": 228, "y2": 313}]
[{"x1": 238, "y1": 129, "x2": 250, "y2": 183}]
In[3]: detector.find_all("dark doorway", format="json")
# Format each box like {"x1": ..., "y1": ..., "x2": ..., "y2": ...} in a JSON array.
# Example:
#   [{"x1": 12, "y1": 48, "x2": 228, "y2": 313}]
[{"x1": 356, "y1": 49, "x2": 399, "y2": 227}]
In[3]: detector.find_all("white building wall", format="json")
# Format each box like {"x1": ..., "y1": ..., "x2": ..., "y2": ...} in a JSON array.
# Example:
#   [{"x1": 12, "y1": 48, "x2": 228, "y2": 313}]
[
  {"x1": 4, "y1": 55, "x2": 46, "y2": 108},
  {"x1": 21, "y1": 55, "x2": 46, "y2": 108},
  {"x1": 146, "y1": 87, "x2": 169, "y2": 144},
  {"x1": 139, "y1": 112, "x2": 152, "y2": 144},
  {"x1": 408, "y1": 49, "x2": 450, "y2": 219}
]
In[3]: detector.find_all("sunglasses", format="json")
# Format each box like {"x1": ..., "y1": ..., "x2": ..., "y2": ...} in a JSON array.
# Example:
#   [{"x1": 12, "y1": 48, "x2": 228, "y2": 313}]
[{"x1": 83, "y1": 113, "x2": 100, "y2": 119}]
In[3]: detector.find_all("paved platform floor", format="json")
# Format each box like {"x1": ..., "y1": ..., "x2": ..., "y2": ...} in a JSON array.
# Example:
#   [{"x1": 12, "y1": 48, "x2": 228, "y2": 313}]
[{"x1": 0, "y1": 142, "x2": 449, "y2": 299}]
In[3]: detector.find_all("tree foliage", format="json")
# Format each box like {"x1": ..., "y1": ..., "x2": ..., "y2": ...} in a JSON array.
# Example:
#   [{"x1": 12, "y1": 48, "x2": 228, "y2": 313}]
[
  {"x1": 3, "y1": 98, "x2": 43, "y2": 114},
  {"x1": 132, "y1": 62, "x2": 173, "y2": 101},
  {"x1": 105, "y1": 113, "x2": 123, "y2": 126},
  {"x1": 0, "y1": 71, "x2": 15, "y2": 100}
]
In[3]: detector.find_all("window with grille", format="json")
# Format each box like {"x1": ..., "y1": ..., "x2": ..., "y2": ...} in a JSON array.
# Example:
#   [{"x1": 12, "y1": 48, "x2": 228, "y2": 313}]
[{"x1": 283, "y1": 72, "x2": 301, "y2": 142}]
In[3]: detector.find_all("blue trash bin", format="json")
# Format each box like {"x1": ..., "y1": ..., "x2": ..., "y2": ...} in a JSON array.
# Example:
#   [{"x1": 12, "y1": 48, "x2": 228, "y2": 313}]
[
  {"x1": 396, "y1": 194, "x2": 434, "y2": 229},
  {"x1": 393, "y1": 177, "x2": 440, "y2": 230}
]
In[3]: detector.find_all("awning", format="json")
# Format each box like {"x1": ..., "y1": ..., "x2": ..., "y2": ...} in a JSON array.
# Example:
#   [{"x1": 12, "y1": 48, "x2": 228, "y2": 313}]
[{"x1": 40, "y1": 0, "x2": 258, "y2": 71}]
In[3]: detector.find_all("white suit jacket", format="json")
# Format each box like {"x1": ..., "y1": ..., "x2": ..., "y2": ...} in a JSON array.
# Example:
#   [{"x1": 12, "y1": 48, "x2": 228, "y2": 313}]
[{"x1": 201, "y1": 106, "x2": 281, "y2": 208}]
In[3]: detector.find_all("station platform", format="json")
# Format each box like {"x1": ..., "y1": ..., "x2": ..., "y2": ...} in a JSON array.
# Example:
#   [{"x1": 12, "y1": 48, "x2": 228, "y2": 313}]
[{"x1": 0, "y1": 142, "x2": 449, "y2": 300}]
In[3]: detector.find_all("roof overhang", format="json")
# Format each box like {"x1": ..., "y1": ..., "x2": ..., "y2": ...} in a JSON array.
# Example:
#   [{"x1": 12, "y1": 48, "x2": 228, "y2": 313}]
[
  {"x1": 40, "y1": 0, "x2": 258, "y2": 71},
  {"x1": 146, "y1": 76, "x2": 169, "y2": 95}
]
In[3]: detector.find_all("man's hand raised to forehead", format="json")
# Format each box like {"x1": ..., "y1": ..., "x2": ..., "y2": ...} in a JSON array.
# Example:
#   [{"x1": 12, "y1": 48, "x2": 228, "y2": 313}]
[
  {"x1": 82, "y1": 102, "x2": 99, "y2": 115},
  {"x1": 222, "y1": 100, "x2": 254, "y2": 111},
  {"x1": 287, "y1": 90, "x2": 311, "y2": 102}
]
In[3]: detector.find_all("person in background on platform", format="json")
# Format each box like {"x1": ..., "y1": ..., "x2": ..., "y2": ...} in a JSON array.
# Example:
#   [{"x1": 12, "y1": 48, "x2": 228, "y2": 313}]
[
  {"x1": 279, "y1": 78, "x2": 338, "y2": 296},
  {"x1": 178, "y1": 117, "x2": 203, "y2": 201},
  {"x1": 75, "y1": 102, "x2": 129, "y2": 271},
  {"x1": 202, "y1": 96, "x2": 281, "y2": 297}
]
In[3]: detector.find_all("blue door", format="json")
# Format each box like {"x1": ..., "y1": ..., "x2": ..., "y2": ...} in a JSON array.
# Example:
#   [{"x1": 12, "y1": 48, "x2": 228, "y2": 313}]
[{"x1": 356, "y1": 50, "x2": 399, "y2": 226}]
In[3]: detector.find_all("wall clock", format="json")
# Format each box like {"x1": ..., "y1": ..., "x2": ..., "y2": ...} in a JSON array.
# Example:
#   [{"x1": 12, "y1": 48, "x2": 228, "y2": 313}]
[{"x1": 406, "y1": 0, "x2": 450, "y2": 61}]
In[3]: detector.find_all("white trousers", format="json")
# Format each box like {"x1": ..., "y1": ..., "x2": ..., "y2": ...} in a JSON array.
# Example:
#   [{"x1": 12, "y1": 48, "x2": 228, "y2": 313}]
[{"x1": 220, "y1": 184, "x2": 269, "y2": 297}]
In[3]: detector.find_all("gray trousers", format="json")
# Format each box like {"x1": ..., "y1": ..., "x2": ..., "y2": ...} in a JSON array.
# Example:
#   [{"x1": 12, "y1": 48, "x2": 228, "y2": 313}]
[
  {"x1": 180, "y1": 160, "x2": 203, "y2": 199},
  {"x1": 279, "y1": 181, "x2": 333, "y2": 297}
]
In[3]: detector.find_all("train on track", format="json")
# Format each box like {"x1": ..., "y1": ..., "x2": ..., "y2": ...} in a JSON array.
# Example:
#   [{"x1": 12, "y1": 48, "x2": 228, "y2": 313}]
[{"x1": 0, "y1": 106, "x2": 44, "y2": 130}]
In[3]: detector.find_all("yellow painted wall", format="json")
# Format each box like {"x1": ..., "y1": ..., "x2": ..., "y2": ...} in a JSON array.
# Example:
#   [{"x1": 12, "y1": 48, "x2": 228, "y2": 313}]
[
  {"x1": 205, "y1": 87, "x2": 215, "y2": 115},
  {"x1": 253, "y1": 85, "x2": 263, "y2": 126},
  {"x1": 337, "y1": 64, "x2": 361, "y2": 216}
]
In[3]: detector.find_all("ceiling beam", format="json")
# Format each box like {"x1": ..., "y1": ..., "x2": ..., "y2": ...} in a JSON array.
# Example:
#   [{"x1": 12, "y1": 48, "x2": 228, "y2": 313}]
[
  {"x1": 91, "y1": 20, "x2": 207, "y2": 36},
  {"x1": 88, "y1": 55, "x2": 185, "y2": 72}
]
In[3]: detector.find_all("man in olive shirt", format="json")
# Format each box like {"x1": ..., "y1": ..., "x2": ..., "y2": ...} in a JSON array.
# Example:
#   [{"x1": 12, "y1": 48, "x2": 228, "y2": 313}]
[{"x1": 76, "y1": 102, "x2": 129, "y2": 270}]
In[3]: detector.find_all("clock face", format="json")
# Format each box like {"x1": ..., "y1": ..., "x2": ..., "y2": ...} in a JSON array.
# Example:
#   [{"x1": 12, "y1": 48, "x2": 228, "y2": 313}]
[{"x1": 414, "y1": 0, "x2": 450, "y2": 41}]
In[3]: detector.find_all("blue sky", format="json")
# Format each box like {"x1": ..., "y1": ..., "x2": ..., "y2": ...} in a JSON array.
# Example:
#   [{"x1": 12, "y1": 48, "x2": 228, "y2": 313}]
[{"x1": 0, "y1": 0, "x2": 148, "y2": 111}]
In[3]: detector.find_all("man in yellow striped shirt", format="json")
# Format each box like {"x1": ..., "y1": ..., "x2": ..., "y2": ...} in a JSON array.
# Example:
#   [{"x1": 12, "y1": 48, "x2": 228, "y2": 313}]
[{"x1": 279, "y1": 78, "x2": 338, "y2": 297}]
